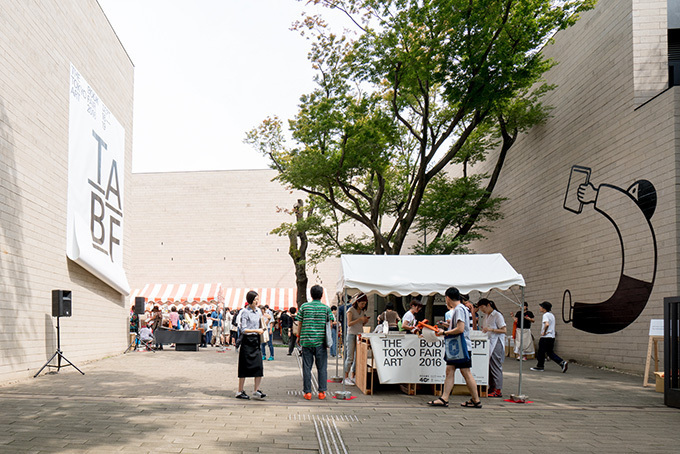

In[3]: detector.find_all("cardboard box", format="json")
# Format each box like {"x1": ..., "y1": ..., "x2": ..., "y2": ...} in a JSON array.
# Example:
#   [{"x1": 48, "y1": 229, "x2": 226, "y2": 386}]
[{"x1": 654, "y1": 372, "x2": 664, "y2": 393}]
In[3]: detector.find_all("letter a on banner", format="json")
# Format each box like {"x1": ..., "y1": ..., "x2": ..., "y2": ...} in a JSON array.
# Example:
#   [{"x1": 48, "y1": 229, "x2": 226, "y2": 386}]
[{"x1": 66, "y1": 64, "x2": 130, "y2": 294}]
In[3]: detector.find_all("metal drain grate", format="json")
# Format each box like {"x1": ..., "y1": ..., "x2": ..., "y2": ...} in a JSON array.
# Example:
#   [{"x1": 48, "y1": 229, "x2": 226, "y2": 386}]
[{"x1": 288, "y1": 414, "x2": 359, "y2": 422}]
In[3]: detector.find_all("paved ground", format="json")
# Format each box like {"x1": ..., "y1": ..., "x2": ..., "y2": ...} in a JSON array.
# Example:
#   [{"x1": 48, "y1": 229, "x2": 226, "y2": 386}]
[{"x1": 0, "y1": 344, "x2": 677, "y2": 453}]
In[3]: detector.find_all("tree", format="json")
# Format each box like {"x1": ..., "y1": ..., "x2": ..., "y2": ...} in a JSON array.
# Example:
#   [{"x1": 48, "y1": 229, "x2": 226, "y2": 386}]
[{"x1": 247, "y1": 0, "x2": 595, "y2": 262}]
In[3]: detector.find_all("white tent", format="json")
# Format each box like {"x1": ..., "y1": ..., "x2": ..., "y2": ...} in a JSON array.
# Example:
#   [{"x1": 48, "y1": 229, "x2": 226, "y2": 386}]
[
  {"x1": 336, "y1": 253, "x2": 529, "y2": 399},
  {"x1": 337, "y1": 253, "x2": 525, "y2": 296}
]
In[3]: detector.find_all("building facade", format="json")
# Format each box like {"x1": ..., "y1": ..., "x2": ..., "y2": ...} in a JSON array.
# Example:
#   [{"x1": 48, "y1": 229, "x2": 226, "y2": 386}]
[
  {"x1": 468, "y1": 0, "x2": 678, "y2": 373},
  {"x1": 0, "y1": 0, "x2": 134, "y2": 383},
  {"x1": 128, "y1": 170, "x2": 347, "y2": 296}
]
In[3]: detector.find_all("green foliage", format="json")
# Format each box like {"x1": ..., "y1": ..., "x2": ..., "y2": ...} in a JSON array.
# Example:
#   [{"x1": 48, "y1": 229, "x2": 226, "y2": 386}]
[{"x1": 247, "y1": 0, "x2": 595, "y2": 258}]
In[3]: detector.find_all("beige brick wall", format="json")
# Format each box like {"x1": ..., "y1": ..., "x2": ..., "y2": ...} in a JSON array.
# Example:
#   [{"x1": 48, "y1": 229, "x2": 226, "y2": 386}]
[
  {"x1": 129, "y1": 170, "x2": 346, "y2": 298},
  {"x1": 467, "y1": 0, "x2": 678, "y2": 373},
  {"x1": 0, "y1": 0, "x2": 134, "y2": 383}
]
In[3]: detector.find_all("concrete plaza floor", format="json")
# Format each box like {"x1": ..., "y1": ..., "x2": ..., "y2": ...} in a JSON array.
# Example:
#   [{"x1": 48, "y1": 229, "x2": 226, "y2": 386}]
[{"x1": 0, "y1": 345, "x2": 678, "y2": 453}]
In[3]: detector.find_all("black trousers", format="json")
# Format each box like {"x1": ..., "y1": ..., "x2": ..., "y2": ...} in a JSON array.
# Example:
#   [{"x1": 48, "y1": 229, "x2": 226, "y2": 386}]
[
  {"x1": 288, "y1": 332, "x2": 298, "y2": 354},
  {"x1": 536, "y1": 337, "x2": 564, "y2": 369}
]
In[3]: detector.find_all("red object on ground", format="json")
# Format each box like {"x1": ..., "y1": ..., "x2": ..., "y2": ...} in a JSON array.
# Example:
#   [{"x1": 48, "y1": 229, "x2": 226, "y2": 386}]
[
  {"x1": 332, "y1": 395, "x2": 358, "y2": 400},
  {"x1": 503, "y1": 399, "x2": 534, "y2": 403}
]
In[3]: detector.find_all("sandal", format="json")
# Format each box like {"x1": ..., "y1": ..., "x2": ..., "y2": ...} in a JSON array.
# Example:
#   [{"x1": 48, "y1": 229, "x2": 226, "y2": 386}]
[
  {"x1": 427, "y1": 397, "x2": 449, "y2": 407},
  {"x1": 461, "y1": 399, "x2": 482, "y2": 408}
]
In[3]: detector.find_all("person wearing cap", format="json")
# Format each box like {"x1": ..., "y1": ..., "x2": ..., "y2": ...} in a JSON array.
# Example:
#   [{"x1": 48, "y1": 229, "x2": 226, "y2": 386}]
[
  {"x1": 531, "y1": 301, "x2": 568, "y2": 373},
  {"x1": 401, "y1": 298, "x2": 423, "y2": 334},
  {"x1": 477, "y1": 299, "x2": 507, "y2": 398}
]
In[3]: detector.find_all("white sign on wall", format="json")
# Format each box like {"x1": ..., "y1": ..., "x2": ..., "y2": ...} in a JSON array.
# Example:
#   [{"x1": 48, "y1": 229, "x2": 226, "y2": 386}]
[{"x1": 66, "y1": 64, "x2": 130, "y2": 294}]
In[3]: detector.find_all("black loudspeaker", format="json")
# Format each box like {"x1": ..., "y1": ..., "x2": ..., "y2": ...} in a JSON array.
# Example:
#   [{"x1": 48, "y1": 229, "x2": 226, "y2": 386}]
[
  {"x1": 135, "y1": 297, "x2": 145, "y2": 314},
  {"x1": 52, "y1": 290, "x2": 72, "y2": 317}
]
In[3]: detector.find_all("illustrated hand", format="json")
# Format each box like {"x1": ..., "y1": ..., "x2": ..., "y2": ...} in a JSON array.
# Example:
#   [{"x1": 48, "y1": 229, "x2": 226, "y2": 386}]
[{"x1": 577, "y1": 183, "x2": 597, "y2": 204}]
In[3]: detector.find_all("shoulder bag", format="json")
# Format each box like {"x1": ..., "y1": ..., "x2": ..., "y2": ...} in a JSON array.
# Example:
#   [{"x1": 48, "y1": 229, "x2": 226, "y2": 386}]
[
  {"x1": 444, "y1": 333, "x2": 471, "y2": 366},
  {"x1": 325, "y1": 310, "x2": 333, "y2": 348},
  {"x1": 260, "y1": 316, "x2": 269, "y2": 344}
]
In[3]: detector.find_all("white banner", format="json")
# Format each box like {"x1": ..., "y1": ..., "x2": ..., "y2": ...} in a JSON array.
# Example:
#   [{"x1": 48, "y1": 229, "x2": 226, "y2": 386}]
[
  {"x1": 66, "y1": 64, "x2": 130, "y2": 294},
  {"x1": 366, "y1": 332, "x2": 489, "y2": 385}
]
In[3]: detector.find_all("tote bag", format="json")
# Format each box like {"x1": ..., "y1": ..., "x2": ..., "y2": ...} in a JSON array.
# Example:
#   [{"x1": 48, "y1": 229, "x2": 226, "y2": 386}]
[
  {"x1": 325, "y1": 320, "x2": 333, "y2": 348},
  {"x1": 444, "y1": 333, "x2": 470, "y2": 365}
]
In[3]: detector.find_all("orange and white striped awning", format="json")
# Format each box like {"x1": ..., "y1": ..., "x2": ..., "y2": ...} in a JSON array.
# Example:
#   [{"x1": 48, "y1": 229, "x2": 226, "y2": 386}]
[
  {"x1": 222, "y1": 287, "x2": 329, "y2": 311},
  {"x1": 130, "y1": 283, "x2": 223, "y2": 306}
]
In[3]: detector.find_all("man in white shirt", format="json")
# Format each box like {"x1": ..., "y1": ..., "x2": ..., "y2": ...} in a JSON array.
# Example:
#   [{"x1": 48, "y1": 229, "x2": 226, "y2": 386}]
[{"x1": 531, "y1": 301, "x2": 568, "y2": 373}]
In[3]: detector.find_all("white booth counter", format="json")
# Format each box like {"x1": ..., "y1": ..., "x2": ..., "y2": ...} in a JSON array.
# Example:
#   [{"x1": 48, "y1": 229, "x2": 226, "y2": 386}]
[{"x1": 356, "y1": 331, "x2": 489, "y2": 395}]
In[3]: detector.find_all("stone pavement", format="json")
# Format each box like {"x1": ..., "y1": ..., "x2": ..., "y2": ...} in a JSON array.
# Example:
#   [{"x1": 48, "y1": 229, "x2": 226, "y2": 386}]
[{"x1": 0, "y1": 345, "x2": 678, "y2": 453}]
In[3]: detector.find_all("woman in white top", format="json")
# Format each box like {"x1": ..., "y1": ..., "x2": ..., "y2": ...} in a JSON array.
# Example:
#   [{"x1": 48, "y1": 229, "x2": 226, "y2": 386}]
[
  {"x1": 343, "y1": 294, "x2": 369, "y2": 385},
  {"x1": 477, "y1": 298, "x2": 506, "y2": 398}
]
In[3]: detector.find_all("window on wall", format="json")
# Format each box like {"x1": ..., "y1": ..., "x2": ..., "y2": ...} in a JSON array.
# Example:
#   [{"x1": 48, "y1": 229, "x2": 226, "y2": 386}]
[
  {"x1": 669, "y1": 1, "x2": 680, "y2": 86},
  {"x1": 669, "y1": 29, "x2": 680, "y2": 86}
]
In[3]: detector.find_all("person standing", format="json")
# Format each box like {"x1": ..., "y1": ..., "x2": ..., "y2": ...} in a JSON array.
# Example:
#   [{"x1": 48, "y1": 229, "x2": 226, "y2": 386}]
[
  {"x1": 330, "y1": 305, "x2": 339, "y2": 356},
  {"x1": 287, "y1": 307, "x2": 299, "y2": 355},
  {"x1": 531, "y1": 301, "x2": 568, "y2": 373},
  {"x1": 280, "y1": 309, "x2": 292, "y2": 345},
  {"x1": 477, "y1": 299, "x2": 507, "y2": 398},
  {"x1": 343, "y1": 294, "x2": 369, "y2": 385},
  {"x1": 260, "y1": 304, "x2": 275, "y2": 361},
  {"x1": 236, "y1": 291, "x2": 266, "y2": 400},
  {"x1": 377, "y1": 302, "x2": 401, "y2": 332},
  {"x1": 198, "y1": 309, "x2": 208, "y2": 348},
  {"x1": 296, "y1": 285, "x2": 334, "y2": 400},
  {"x1": 129, "y1": 305, "x2": 139, "y2": 347},
  {"x1": 514, "y1": 302, "x2": 535, "y2": 360},
  {"x1": 223, "y1": 308, "x2": 233, "y2": 346},
  {"x1": 429, "y1": 287, "x2": 482, "y2": 408}
]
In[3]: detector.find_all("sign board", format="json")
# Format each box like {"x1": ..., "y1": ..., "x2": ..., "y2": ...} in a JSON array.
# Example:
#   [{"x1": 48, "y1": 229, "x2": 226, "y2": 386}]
[
  {"x1": 649, "y1": 319, "x2": 664, "y2": 337},
  {"x1": 366, "y1": 331, "x2": 489, "y2": 385},
  {"x1": 66, "y1": 64, "x2": 130, "y2": 294}
]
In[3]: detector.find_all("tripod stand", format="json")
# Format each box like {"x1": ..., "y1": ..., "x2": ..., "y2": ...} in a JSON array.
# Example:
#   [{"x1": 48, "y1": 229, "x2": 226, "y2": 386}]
[
  {"x1": 34, "y1": 316, "x2": 85, "y2": 378},
  {"x1": 124, "y1": 330, "x2": 140, "y2": 353}
]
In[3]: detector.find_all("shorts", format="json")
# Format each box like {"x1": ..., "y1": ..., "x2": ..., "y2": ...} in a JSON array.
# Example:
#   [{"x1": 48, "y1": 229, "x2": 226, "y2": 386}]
[{"x1": 446, "y1": 351, "x2": 472, "y2": 369}]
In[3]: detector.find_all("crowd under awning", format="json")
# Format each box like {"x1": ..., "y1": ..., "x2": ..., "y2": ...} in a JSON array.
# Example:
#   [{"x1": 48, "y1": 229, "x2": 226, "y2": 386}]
[
  {"x1": 222, "y1": 287, "x2": 330, "y2": 311},
  {"x1": 129, "y1": 283, "x2": 223, "y2": 310},
  {"x1": 130, "y1": 284, "x2": 331, "y2": 312}
]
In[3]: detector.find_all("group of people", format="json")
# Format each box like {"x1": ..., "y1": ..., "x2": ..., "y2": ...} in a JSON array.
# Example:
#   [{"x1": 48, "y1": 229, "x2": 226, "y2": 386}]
[
  {"x1": 236, "y1": 285, "x2": 334, "y2": 400},
  {"x1": 132, "y1": 286, "x2": 568, "y2": 405}
]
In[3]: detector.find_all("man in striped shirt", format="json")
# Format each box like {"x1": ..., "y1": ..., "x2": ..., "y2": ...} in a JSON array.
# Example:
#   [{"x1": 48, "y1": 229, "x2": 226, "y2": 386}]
[{"x1": 296, "y1": 285, "x2": 334, "y2": 400}]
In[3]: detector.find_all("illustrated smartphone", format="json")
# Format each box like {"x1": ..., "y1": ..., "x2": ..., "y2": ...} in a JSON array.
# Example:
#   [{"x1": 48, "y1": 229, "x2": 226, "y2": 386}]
[{"x1": 563, "y1": 165, "x2": 591, "y2": 214}]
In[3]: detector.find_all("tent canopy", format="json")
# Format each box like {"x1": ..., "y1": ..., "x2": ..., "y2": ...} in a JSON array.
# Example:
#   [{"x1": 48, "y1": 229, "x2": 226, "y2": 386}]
[{"x1": 337, "y1": 254, "x2": 525, "y2": 297}]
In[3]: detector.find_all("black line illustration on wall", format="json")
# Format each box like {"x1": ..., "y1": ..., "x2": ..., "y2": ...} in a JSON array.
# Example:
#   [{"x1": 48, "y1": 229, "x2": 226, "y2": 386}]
[{"x1": 561, "y1": 165, "x2": 657, "y2": 334}]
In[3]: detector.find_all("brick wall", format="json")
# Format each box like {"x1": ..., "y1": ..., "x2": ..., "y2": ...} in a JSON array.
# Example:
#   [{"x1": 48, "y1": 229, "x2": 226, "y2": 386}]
[
  {"x1": 467, "y1": 0, "x2": 678, "y2": 373},
  {"x1": 0, "y1": 0, "x2": 134, "y2": 383},
  {"x1": 129, "y1": 170, "x2": 347, "y2": 297}
]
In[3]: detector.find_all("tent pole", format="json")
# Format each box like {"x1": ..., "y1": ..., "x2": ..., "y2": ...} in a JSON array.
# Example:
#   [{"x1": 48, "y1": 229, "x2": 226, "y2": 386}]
[{"x1": 518, "y1": 286, "x2": 525, "y2": 397}]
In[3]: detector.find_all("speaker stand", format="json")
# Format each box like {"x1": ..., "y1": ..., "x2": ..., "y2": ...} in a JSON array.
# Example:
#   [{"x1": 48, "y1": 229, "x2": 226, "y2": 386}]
[
  {"x1": 34, "y1": 316, "x2": 84, "y2": 378},
  {"x1": 124, "y1": 331, "x2": 140, "y2": 354}
]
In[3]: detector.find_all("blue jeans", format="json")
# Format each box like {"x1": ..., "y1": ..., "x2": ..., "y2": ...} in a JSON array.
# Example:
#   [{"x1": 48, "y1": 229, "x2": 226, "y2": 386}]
[
  {"x1": 261, "y1": 332, "x2": 274, "y2": 357},
  {"x1": 330, "y1": 327, "x2": 338, "y2": 356},
  {"x1": 302, "y1": 345, "x2": 328, "y2": 393}
]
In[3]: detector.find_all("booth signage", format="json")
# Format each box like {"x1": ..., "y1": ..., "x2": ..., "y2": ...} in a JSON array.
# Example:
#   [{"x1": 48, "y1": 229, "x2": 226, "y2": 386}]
[
  {"x1": 66, "y1": 64, "x2": 130, "y2": 294},
  {"x1": 367, "y1": 332, "x2": 489, "y2": 386}
]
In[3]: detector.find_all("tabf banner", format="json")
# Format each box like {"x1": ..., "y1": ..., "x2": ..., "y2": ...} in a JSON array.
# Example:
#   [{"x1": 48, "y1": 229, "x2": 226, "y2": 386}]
[{"x1": 66, "y1": 64, "x2": 130, "y2": 295}]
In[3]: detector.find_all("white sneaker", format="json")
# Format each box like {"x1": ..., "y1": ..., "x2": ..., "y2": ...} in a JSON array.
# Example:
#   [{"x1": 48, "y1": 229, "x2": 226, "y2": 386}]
[{"x1": 343, "y1": 378, "x2": 355, "y2": 385}]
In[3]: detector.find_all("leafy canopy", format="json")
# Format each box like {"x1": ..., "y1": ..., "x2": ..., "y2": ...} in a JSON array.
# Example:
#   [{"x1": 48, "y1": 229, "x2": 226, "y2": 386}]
[{"x1": 246, "y1": 0, "x2": 595, "y2": 256}]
